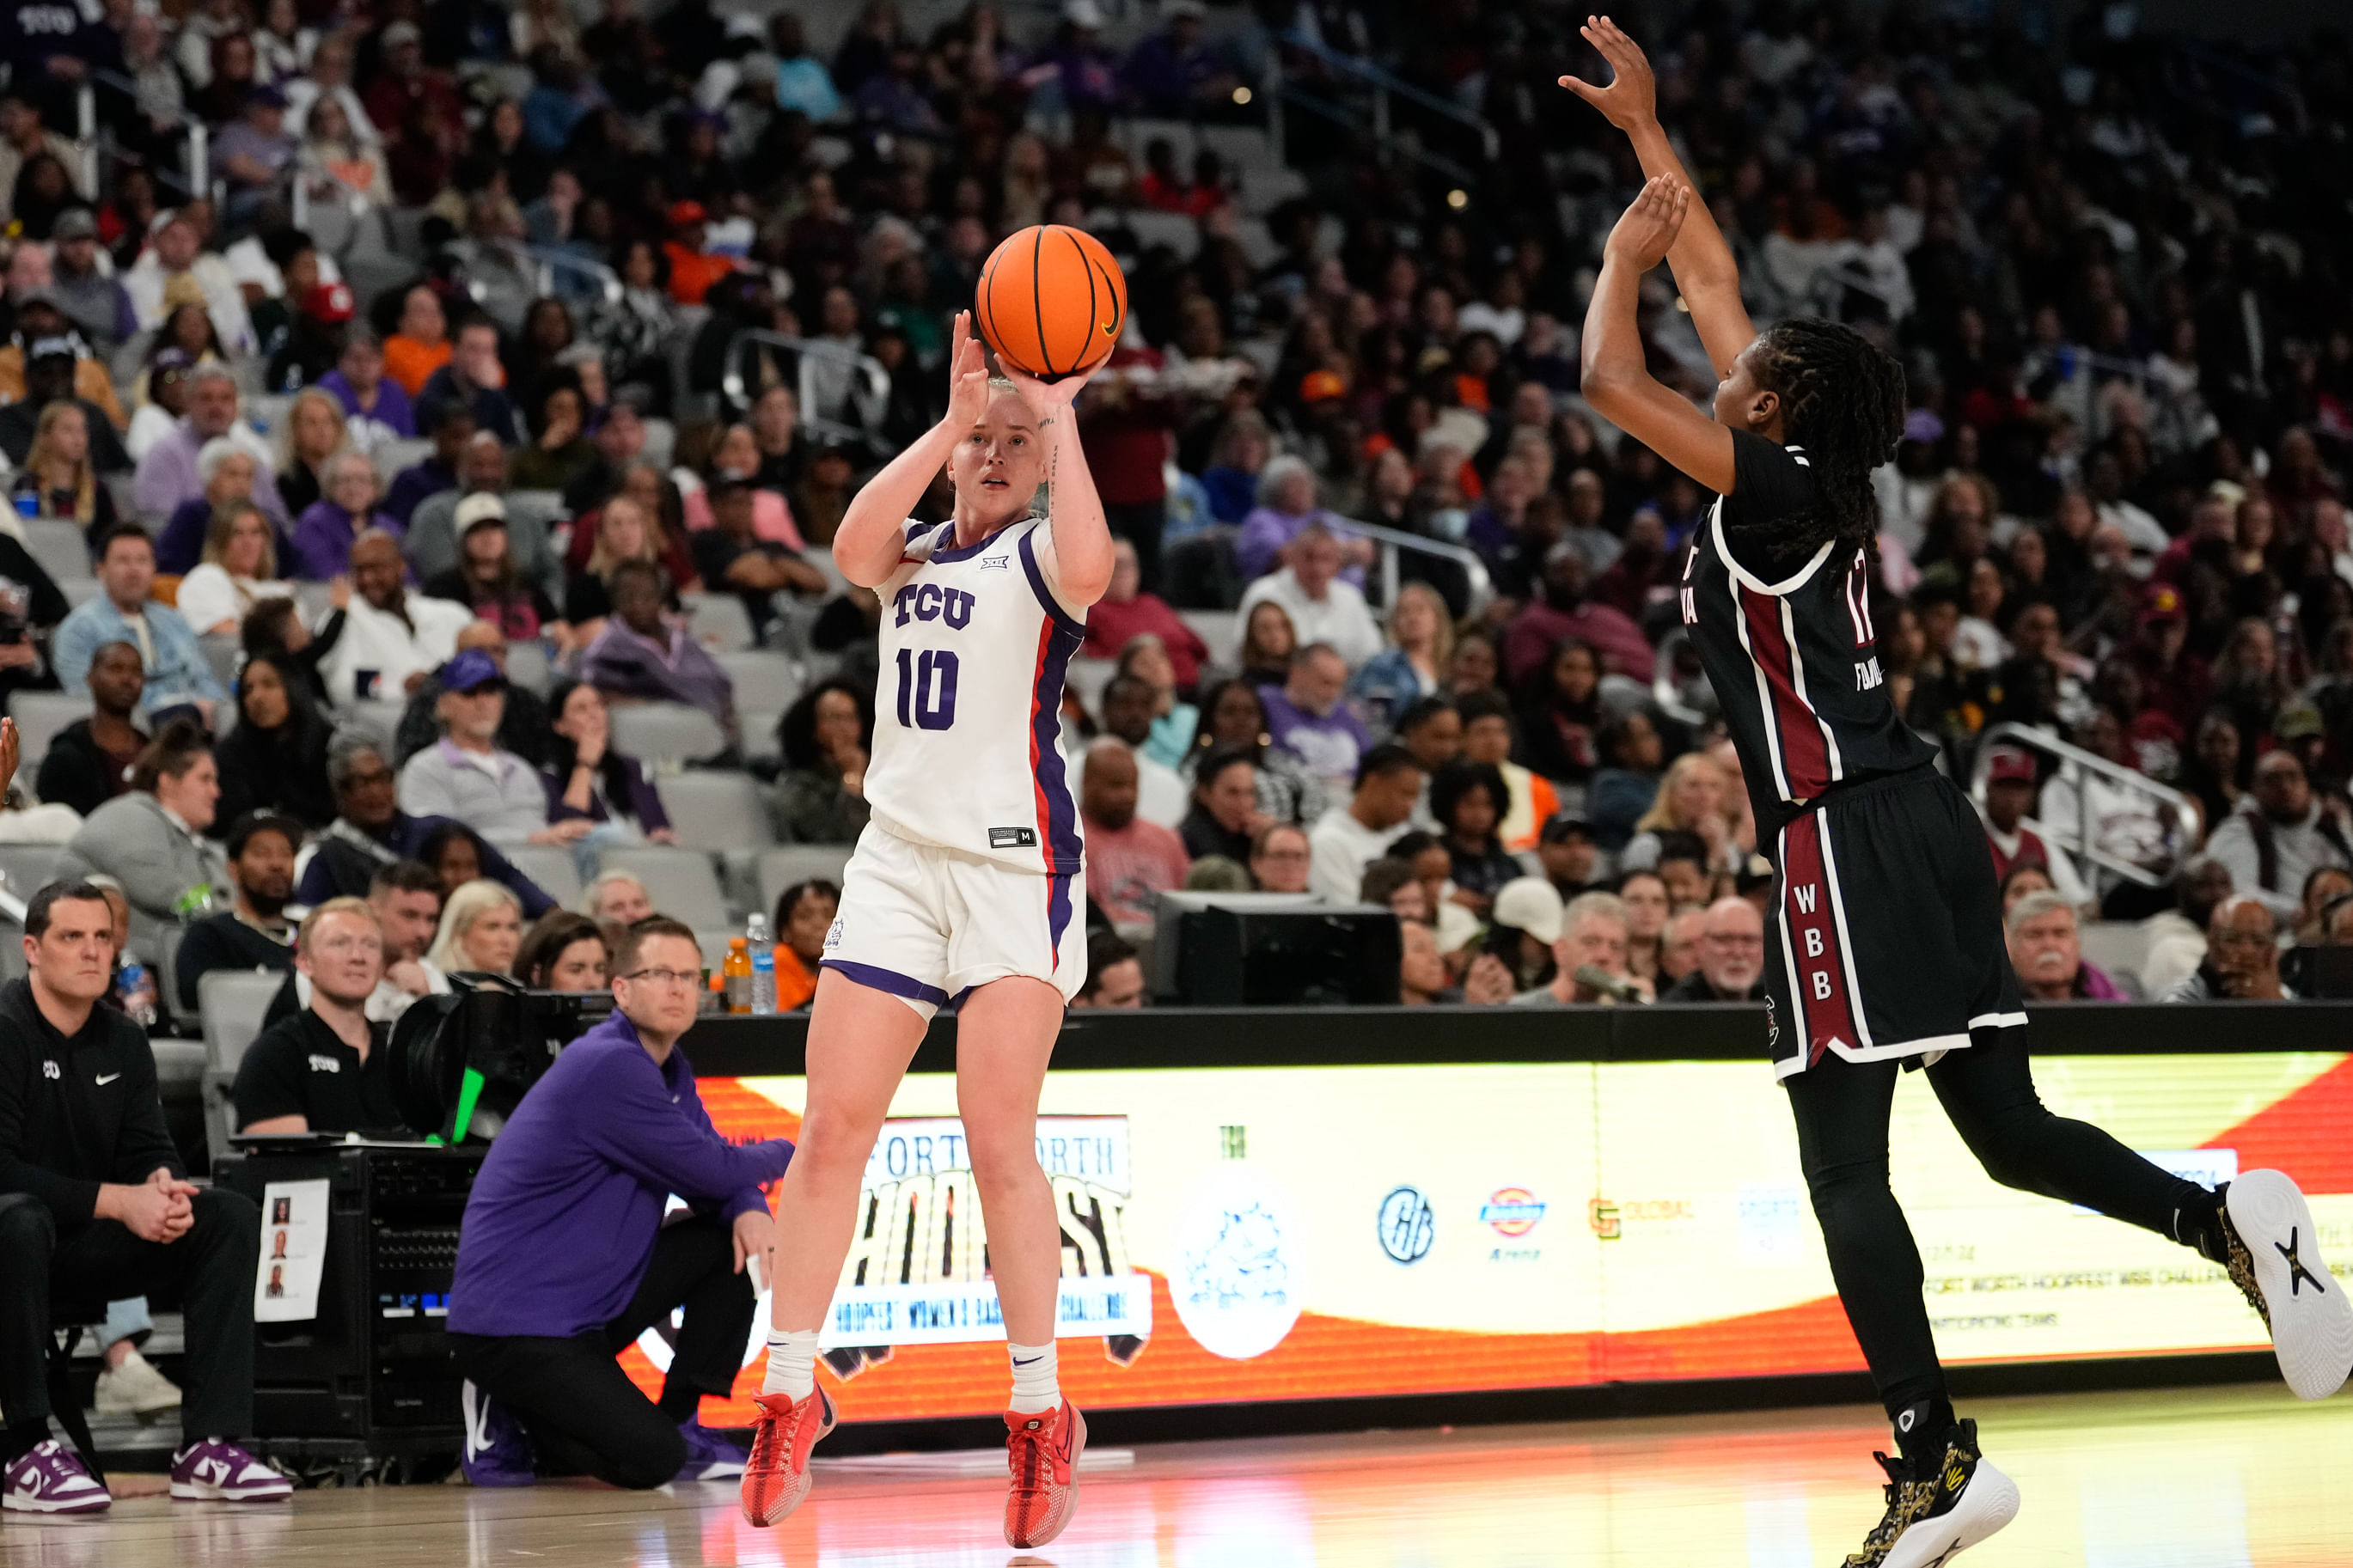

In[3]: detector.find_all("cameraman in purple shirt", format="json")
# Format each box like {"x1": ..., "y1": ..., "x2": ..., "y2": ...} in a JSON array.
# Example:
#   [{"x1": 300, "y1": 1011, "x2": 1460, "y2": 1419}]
[{"x1": 448, "y1": 918, "x2": 794, "y2": 1489}]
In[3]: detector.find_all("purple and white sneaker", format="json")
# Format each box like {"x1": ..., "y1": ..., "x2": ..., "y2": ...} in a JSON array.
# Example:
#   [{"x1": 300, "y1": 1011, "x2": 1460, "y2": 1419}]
[
  {"x1": 675, "y1": 1419, "x2": 750, "y2": 1483},
  {"x1": 3, "y1": 1440, "x2": 111, "y2": 1515},
  {"x1": 170, "y1": 1437, "x2": 292, "y2": 1502},
  {"x1": 461, "y1": 1381, "x2": 536, "y2": 1488}
]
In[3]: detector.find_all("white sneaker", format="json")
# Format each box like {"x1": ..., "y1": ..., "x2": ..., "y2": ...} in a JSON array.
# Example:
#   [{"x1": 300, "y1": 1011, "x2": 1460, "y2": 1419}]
[{"x1": 94, "y1": 1347, "x2": 184, "y2": 1422}]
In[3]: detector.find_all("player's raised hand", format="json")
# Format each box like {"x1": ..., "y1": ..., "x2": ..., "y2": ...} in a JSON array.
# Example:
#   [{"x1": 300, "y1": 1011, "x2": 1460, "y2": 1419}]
[
  {"x1": 1001, "y1": 357, "x2": 1100, "y2": 418},
  {"x1": 1558, "y1": 15, "x2": 1657, "y2": 131},
  {"x1": 1604, "y1": 175, "x2": 1690, "y2": 271},
  {"x1": 944, "y1": 310, "x2": 992, "y2": 428}
]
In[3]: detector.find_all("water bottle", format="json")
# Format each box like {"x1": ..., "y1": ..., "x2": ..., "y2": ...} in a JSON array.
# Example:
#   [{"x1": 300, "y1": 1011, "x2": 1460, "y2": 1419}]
[
  {"x1": 117, "y1": 961, "x2": 159, "y2": 1030},
  {"x1": 11, "y1": 492, "x2": 36, "y2": 522},
  {"x1": 747, "y1": 912, "x2": 776, "y2": 1015}
]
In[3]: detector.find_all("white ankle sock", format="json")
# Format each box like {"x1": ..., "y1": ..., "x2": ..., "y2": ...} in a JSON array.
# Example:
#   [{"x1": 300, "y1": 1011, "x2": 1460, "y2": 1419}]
[
  {"x1": 762, "y1": 1328, "x2": 821, "y2": 1400},
  {"x1": 1007, "y1": 1341, "x2": 1060, "y2": 1413}
]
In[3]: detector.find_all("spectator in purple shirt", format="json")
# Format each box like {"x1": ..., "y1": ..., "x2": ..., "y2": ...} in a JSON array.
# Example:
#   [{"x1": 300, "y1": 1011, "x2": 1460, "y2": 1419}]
[
  {"x1": 1259, "y1": 643, "x2": 1372, "y2": 797},
  {"x1": 290, "y1": 449, "x2": 402, "y2": 580},
  {"x1": 1234, "y1": 456, "x2": 1372, "y2": 586},
  {"x1": 317, "y1": 331, "x2": 416, "y2": 445},
  {"x1": 384, "y1": 404, "x2": 473, "y2": 525},
  {"x1": 576, "y1": 560, "x2": 737, "y2": 741},
  {"x1": 132, "y1": 363, "x2": 289, "y2": 530},
  {"x1": 447, "y1": 918, "x2": 792, "y2": 1489},
  {"x1": 1120, "y1": 1, "x2": 1238, "y2": 118}
]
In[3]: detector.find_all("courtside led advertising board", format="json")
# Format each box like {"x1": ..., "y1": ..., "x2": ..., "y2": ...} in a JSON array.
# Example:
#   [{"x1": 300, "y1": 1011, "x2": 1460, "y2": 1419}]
[{"x1": 632, "y1": 1053, "x2": 2353, "y2": 1424}]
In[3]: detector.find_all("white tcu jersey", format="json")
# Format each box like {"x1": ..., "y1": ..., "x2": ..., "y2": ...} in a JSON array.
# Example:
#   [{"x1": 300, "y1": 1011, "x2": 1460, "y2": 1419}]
[{"x1": 863, "y1": 516, "x2": 1087, "y2": 876}]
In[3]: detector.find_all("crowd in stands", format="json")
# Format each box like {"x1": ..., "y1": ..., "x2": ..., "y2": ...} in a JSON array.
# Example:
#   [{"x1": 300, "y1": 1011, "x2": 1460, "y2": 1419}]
[
  {"x1": 0, "y1": 0, "x2": 2345, "y2": 1499},
  {"x1": 0, "y1": 0, "x2": 2343, "y2": 1039}
]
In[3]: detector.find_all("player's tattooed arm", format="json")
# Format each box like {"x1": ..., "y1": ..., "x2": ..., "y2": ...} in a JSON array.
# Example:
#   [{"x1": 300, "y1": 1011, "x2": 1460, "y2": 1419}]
[
  {"x1": 1003, "y1": 362, "x2": 1115, "y2": 607},
  {"x1": 1583, "y1": 179, "x2": 1737, "y2": 497},
  {"x1": 1560, "y1": 15, "x2": 1755, "y2": 377}
]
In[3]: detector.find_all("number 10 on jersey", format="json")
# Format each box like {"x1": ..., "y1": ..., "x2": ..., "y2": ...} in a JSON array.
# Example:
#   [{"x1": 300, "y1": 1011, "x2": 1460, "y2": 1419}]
[{"x1": 895, "y1": 648, "x2": 961, "y2": 730}]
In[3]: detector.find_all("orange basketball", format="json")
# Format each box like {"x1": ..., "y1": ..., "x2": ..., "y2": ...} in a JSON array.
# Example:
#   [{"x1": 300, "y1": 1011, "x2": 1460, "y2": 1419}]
[{"x1": 975, "y1": 224, "x2": 1128, "y2": 381}]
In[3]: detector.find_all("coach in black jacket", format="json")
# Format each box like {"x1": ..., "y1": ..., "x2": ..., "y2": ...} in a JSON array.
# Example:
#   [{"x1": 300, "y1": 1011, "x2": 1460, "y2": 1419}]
[{"x1": 0, "y1": 881, "x2": 272, "y2": 1502}]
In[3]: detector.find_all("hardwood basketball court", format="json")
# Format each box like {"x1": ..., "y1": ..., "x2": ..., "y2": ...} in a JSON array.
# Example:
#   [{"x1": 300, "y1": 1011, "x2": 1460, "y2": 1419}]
[{"x1": 15, "y1": 1382, "x2": 2348, "y2": 1566}]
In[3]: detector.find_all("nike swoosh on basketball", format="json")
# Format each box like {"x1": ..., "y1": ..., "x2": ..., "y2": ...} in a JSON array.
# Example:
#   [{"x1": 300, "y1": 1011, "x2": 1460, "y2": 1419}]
[{"x1": 94, "y1": 1073, "x2": 121, "y2": 1086}]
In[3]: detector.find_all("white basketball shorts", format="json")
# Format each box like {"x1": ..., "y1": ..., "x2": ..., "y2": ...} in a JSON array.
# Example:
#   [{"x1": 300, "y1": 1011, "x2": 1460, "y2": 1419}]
[{"x1": 820, "y1": 821, "x2": 1089, "y2": 1017}]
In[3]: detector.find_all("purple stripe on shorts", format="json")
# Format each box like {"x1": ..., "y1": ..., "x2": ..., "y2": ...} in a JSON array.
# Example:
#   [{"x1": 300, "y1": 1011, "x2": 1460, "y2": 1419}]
[{"x1": 821, "y1": 959, "x2": 949, "y2": 1008}]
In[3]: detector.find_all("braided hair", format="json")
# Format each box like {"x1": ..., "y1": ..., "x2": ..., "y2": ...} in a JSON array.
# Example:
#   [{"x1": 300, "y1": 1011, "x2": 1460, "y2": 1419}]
[{"x1": 1745, "y1": 319, "x2": 1907, "y2": 555}]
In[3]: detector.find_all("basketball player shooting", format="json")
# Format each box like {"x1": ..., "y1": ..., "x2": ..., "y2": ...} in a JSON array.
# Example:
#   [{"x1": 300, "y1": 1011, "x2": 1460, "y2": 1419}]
[
  {"x1": 738, "y1": 311, "x2": 1109, "y2": 1548},
  {"x1": 1563, "y1": 16, "x2": 2351, "y2": 1568}
]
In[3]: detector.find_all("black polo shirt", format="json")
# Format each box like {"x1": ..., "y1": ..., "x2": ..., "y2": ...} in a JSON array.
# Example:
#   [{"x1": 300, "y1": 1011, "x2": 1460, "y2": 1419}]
[{"x1": 230, "y1": 1009, "x2": 402, "y2": 1135}]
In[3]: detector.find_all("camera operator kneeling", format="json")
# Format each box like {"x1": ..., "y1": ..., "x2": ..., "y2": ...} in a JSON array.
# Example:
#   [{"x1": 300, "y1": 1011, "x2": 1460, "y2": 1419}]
[
  {"x1": 447, "y1": 918, "x2": 794, "y2": 1491},
  {"x1": 0, "y1": 883, "x2": 290, "y2": 1515}
]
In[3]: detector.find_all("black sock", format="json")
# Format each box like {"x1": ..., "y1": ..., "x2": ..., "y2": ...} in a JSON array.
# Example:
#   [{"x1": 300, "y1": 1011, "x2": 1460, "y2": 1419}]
[
  {"x1": 656, "y1": 1379, "x2": 701, "y2": 1423},
  {"x1": 2, "y1": 1420, "x2": 51, "y2": 1464},
  {"x1": 2173, "y1": 1186, "x2": 2230, "y2": 1264},
  {"x1": 1889, "y1": 1396, "x2": 1957, "y2": 1468}
]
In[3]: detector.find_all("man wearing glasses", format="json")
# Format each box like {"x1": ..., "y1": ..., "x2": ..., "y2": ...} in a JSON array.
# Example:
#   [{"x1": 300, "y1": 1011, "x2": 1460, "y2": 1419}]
[
  {"x1": 1659, "y1": 897, "x2": 1767, "y2": 1002},
  {"x1": 232, "y1": 898, "x2": 404, "y2": 1135},
  {"x1": 446, "y1": 918, "x2": 795, "y2": 1492}
]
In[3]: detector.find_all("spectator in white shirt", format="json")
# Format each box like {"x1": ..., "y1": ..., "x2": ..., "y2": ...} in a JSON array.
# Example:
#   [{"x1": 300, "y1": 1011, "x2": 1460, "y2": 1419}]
[
  {"x1": 121, "y1": 207, "x2": 256, "y2": 356},
  {"x1": 175, "y1": 501, "x2": 295, "y2": 636},
  {"x1": 319, "y1": 529, "x2": 472, "y2": 705},
  {"x1": 1306, "y1": 743, "x2": 1425, "y2": 904},
  {"x1": 1238, "y1": 522, "x2": 1384, "y2": 669}
]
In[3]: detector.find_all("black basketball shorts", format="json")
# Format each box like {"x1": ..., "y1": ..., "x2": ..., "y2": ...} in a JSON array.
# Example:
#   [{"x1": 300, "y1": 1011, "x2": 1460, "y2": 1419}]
[{"x1": 1762, "y1": 766, "x2": 2026, "y2": 1080}]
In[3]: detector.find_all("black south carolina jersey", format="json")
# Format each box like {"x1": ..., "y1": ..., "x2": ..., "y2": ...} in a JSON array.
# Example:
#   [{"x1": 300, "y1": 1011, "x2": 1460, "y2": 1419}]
[{"x1": 1678, "y1": 430, "x2": 1935, "y2": 836}]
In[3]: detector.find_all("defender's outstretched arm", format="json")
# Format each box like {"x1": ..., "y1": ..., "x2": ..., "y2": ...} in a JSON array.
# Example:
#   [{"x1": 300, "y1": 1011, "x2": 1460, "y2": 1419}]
[{"x1": 1561, "y1": 15, "x2": 1756, "y2": 377}]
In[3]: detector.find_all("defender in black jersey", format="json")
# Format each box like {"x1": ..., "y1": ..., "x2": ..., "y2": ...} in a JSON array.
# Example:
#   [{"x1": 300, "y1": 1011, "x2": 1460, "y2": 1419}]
[{"x1": 1566, "y1": 18, "x2": 2350, "y2": 1568}]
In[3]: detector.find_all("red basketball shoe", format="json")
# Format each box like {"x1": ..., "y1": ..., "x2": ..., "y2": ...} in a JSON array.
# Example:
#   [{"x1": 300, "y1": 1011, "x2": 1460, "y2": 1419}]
[
  {"x1": 1003, "y1": 1400, "x2": 1086, "y2": 1548},
  {"x1": 738, "y1": 1386, "x2": 835, "y2": 1528}
]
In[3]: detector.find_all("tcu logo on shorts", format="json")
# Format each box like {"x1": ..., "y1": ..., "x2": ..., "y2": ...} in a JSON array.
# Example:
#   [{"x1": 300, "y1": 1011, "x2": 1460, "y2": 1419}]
[
  {"x1": 893, "y1": 583, "x2": 975, "y2": 630},
  {"x1": 822, "y1": 916, "x2": 845, "y2": 953}
]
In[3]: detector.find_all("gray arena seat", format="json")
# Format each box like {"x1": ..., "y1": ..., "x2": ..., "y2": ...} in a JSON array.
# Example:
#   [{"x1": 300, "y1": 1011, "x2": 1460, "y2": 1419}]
[
  {"x1": 8, "y1": 692, "x2": 92, "y2": 780},
  {"x1": 681, "y1": 593, "x2": 755, "y2": 653},
  {"x1": 756, "y1": 845, "x2": 855, "y2": 918},
  {"x1": 596, "y1": 845, "x2": 731, "y2": 930},
  {"x1": 505, "y1": 638, "x2": 552, "y2": 695},
  {"x1": 654, "y1": 771, "x2": 774, "y2": 855},
  {"x1": 199, "y1": 969, "x2": 290, "y2": 1155},
  {"x1": 610, "y1": 702, "x2": 728, "y2": 768},
  {"x1": 500, "y1": 844, "x2": 584, "y2": 910},
  {"x1": 21, "y1": 518, "x2": 91, "y2": 584},
  {"x1": 715, "y1": 650, "x2": 802, "y2": 726},
  {"x1": 0, "y1": 844, "x2": 67, "y2": 904}
]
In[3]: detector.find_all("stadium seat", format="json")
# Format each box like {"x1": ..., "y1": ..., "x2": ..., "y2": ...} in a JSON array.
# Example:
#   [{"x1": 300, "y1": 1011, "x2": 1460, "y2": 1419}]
[
  {"x1": 610, "y1": 701, "x2": 728, "y2": 767},
  {"x1": 198, "y1": 632, "x2": 240, "y2": 697},
  {"x1": 21, "y1": 518, "x2": 91, "y2": 585},
  {"x1": 60, "y1": 579, "x2": 101, "y2": 608},
  {"x1": 2078, "y1": 922, "x2": 2151, "y2": 991},
  {"x1": 8, "y1": 692, "x2": 92, "y2": 778},
  {"x1": 339, "y1": 698, "x2": 406, "y2": 753},
  {"x1": 1177, "y1": 608, "x2": 1240, "y2": 668},
  {"x1": 500, "y1": 844, "x2": 584, "y2": 910},
  {"x1": 596, "y1": 845, "x2": 731, "y2": 929},
  {"x1": 756, "y1": 845, "x2": 853, "y2": 919},
  {"x1": 654, "y1": 771, "x2": 774, "y2": 855},
  {"x1": 291, "y1": 580, "x2": 336, "y2": 622},
  {"x1": 0, "y1": 844, "x2": 68, "y2": 905},
  {"x1": 505, "y1": 638, "x2": 552, "y2": 695},
  {"x1": 1066, "y1": 657, "x2": 1117, "y2": 713},
  {"x1": 715, "y1": 650, "x2": 802, "y2": 728},
  {"x1": 681, "y1": 592, "x2": 755, "y2": 653},
  {"x1": 199, "y1": 969, "x2": 290, "y2": 1156},
  {"x1": 369, "y1": 438, "x2": 432, "y2": 490}
]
